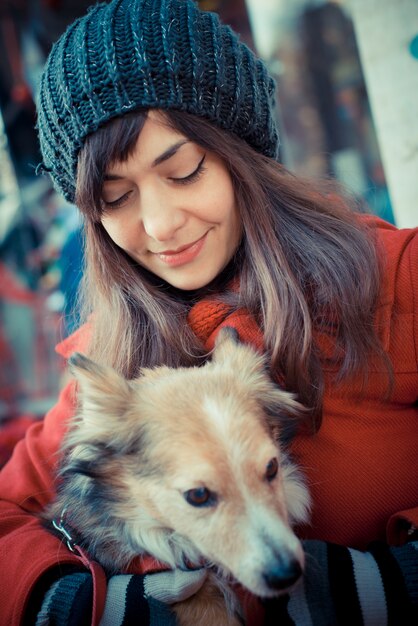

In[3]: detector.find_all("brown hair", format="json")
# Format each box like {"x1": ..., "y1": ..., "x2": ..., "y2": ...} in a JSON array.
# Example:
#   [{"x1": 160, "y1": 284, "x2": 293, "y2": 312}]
[{"x1": 75, "y1": 110, "x2": 388, "y2": 430}]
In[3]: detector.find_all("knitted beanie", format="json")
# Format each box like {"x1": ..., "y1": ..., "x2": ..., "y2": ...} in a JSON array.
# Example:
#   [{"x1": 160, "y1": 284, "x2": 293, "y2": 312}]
[{"x1": 37, "y1": 0, "x2": 279, "y2": 203}]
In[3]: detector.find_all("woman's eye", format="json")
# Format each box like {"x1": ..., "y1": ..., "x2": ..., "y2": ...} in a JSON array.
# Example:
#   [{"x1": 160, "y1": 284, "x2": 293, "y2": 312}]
[
  {"x1": 265, "y1": 457, "x2": 279, "y2": 482},
  {"x1": 101, "y1": 190, "x2": 132, "y2": 209},
  {"x1": 183, "y1": 486, "x2": 217, "y2": 507},
  {"x1": 170, "y1": 154, "x2": 206, "y2": 185}
]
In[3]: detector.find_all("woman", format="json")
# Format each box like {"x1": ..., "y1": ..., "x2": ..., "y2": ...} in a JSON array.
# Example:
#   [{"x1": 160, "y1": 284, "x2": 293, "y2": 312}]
[{"x1": 0, "y1": 0, "x2": 416, "y2": 624}]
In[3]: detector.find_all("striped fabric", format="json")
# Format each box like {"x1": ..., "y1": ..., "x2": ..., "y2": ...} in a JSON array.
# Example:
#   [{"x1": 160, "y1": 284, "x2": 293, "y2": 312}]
[
  {"x1": 391, "y1": 541, "x2": 418, "y2": 607},
  {"x1": 35, "y1": 541, "x2": 418, "y2": 625},
  {"x1": 289, "y1": 539, "x2": 336, "y2": 625},
  {"x1": 328, "y1": 543, "x2": 363, "y2": 625},
  {"x1": 99, "y1": 576, "x2": 135, "y2": 626},
  {"x1": 265, "y1": 540, "x2": 418, "y2": 625},
  {"x1": 100, "y1": 575, "x2": 176, "y2": 626},
  {"x1": 349, "y1": 548, "x2": 387, "y2": 626},
  {"x1": 35, "y1": 572, "x2": 92, "y2": 626},
  {"x1": 368, "y1": 542, "x2": 413, "y2": 625}
]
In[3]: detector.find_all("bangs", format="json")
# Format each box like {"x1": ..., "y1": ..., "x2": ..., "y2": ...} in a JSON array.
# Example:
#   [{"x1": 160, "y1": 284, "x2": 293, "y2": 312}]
[{"x1": 75, "y1": 110, "x2": 148, "y2": 220}]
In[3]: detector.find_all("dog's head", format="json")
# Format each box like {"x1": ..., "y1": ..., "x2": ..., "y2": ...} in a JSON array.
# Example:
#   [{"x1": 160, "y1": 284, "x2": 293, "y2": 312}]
[{"x1": 63, "y1": 327, "x2": 310, "y2": 597}]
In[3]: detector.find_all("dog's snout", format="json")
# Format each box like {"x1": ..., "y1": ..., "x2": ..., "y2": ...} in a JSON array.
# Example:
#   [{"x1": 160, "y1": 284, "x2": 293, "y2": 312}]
[{"x1": 263, "y1": 557, "x2": 302, "y2": 591}]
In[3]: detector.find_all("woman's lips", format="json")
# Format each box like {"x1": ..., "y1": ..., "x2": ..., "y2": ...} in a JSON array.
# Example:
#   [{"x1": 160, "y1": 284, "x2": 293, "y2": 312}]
[{"x1": 155, "y1": 232, "x2": 208, "y2": 267}]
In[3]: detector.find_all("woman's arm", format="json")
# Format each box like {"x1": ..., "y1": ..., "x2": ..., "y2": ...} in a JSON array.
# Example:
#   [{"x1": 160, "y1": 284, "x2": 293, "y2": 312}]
[
  {"x1": 31, "y1": 569, "x2": 208, "y2": 626},
  {"x1": 27, "y1": 539, "x2": 418, "y2": 625},
  {"x1": 0, "y1": 382, "x2": 84, "y2": 623},
  {"x1": 265, "y1": 539, "x2": 418, "y2": 625}
]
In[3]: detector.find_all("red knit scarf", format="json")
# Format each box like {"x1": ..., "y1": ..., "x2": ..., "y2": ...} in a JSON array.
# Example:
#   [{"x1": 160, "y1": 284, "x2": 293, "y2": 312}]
[{"x1": 187, "y1": 297, "x2": 265, "y2": 354}]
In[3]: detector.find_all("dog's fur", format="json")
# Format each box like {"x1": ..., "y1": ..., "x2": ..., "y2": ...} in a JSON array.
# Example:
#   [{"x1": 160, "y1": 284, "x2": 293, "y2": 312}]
[{"x1": 46, "y1": 328, "x2": 310, "y2": 625}]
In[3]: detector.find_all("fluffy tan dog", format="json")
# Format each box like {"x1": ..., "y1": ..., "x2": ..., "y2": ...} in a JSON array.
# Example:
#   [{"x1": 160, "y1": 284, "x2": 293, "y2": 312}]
[{"x1": 47, "y1": 328, "x2": 310, "y2": 625}]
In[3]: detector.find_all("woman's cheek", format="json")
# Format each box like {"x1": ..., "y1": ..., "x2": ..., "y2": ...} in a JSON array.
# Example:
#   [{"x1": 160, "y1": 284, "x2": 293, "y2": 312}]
[{"x1": 102, "y1": 219, "x2": 130, "y2": 249}]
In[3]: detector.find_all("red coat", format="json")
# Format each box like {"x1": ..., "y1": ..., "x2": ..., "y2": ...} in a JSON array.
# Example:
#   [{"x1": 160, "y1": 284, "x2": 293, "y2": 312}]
[{"x1": 0, "y1": 216, "x2": 417, "y2": 624}]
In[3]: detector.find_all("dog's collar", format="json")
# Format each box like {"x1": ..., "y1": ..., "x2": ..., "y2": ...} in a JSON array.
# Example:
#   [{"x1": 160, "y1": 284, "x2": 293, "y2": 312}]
[
  {"x1": 51, "y1": 507, "x2": 83, "y2": 555},
  {"x1": 51, "y1": 508, "x2": 107, "y2": 626}
]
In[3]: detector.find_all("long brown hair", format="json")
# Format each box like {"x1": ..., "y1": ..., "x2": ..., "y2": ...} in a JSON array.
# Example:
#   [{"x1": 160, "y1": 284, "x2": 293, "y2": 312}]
[{"x1": 75, "y1": 109, "x2": 387, "y2": 430}]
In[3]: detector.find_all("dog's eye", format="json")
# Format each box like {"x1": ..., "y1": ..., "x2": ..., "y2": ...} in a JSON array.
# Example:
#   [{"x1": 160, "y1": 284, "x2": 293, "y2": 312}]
[
  {"x1": 184, "y1": 487, "x2": 216, "y2": 507},
  {"x1": 265, "y1": 457, "x2": 279, "y2": 482}
]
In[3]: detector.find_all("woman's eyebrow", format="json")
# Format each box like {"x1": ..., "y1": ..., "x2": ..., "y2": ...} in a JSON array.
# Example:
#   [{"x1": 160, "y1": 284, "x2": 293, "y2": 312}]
[
  {"x1": 152, "y1": 139, "x2": 189, "y2": 167},
  {"x1": 104, "y1": 140, "x2": 189, "y2": 180}
]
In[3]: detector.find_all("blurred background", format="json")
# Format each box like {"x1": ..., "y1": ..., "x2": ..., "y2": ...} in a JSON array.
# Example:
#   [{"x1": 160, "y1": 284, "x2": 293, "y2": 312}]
[{"x1": 0, "y1": 0, "x2": 417, "y2": 464}]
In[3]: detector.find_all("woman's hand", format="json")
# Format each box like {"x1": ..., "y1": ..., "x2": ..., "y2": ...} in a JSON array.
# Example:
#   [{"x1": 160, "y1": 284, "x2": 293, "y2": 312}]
[{"x1": 100, "y1": 568, "x2": 209, "y2": 625}]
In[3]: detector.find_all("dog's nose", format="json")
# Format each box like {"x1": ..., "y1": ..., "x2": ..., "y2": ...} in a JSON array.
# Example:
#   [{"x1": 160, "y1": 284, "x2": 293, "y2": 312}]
[{"x1": 263, "y1": 558, "x2": 302, "y2": 591}]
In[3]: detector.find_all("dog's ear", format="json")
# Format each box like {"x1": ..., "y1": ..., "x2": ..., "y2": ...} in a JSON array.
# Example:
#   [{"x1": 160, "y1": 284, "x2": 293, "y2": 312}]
[
  {"x1": 214, "y1": 326, "x2": 240, "y2": 346},
  {"x1": 213, "y1": 329, "x2": 306, "y2": 437},
  {"x1": 264, "y1": 389, "x2": 307, "y2": 444},
  {"x1": 212, "y1": 326, "x2": 265, "y2": 369},
  {"x1": 212, "y1": 326, "x2": 241, "y2": 362},
  {"x1": 68, "y1": 352, "x2": 133, "y2": 419}
]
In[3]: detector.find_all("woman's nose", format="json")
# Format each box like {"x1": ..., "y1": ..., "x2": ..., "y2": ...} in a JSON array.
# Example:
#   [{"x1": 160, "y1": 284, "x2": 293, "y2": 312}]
[{"x1": 141, "y1": 191, "x2": 186, "y2": 242}]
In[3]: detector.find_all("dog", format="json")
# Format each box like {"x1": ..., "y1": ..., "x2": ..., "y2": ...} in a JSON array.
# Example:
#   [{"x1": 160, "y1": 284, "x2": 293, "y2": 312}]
[{"x1": 46, "y1": 327, "x2": 310, "y2": 625}]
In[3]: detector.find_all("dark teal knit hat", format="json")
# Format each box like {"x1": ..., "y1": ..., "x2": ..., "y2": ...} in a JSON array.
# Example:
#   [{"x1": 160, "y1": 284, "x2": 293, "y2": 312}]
[{"x1": 37, "y1": 0, "x2": 279, "y2": 203}]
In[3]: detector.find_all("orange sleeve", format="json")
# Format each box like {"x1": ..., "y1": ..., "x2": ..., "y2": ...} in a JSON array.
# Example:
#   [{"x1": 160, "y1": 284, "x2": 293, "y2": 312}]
[
  {"x1": 387, "y1": 508, "x2": 418, "y2": 546},
  {"x1": 386, "y1": 225, "x2": 418, "y2": 545},
  {"x1": 0, "y1": 382, "x2": 93, "y2": 623}
]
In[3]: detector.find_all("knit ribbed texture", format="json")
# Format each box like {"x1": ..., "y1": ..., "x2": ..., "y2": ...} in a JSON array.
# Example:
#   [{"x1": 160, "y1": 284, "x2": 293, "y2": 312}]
[
  {"x1": 37, "y1": 0, "x2": 279, "y2": 203},
  {"x1": 35, "y1": 571, "x2": 92, "y2": 626},
  {"x1": 291, "y1": 539, "x2": 336, "y2": 624},
  {"x1": 391, "y1": 542, "x2": 418, "y2": 607},
  {"x1": 99, "y1": 575, "x2": 133, "y2": 626},
  {"x1": 35, "y1": 542, "x2": 417, "y2": 625},
  {"x1": 263, "y1": 540, "x2": 417, "y2": 625},
  {"x1": 348, "y1": 548, "x2": 387, "y2": 626}
]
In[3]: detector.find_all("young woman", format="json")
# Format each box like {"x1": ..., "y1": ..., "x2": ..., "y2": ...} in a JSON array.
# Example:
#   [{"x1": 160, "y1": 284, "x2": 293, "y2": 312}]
[{"x1": 0, "y1": 0, "x2": 416, "y2": 624}]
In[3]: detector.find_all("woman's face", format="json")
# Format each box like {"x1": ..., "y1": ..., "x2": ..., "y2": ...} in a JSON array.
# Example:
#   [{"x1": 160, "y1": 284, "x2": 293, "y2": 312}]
[{"x1": 100, "y1": 111, "x2": 242, "y2": 290}]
